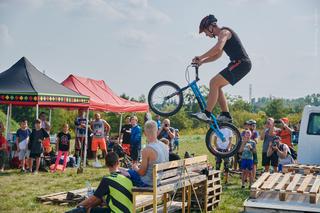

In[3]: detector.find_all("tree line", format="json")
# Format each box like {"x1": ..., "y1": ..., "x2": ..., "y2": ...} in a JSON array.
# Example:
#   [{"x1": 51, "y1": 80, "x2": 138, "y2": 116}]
[{"x1": 1, "y1": 90, "x2": 319, "y2": 136}]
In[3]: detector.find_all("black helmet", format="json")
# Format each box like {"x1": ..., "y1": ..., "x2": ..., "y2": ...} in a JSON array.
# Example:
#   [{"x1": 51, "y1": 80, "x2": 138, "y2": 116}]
[{"x1": 199, "y1": 14, "x2": 217, "y2": 33}]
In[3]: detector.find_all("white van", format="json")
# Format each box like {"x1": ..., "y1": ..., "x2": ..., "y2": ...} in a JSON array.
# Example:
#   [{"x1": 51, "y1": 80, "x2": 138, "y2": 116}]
[{"x1": 297, "y1": 105, "x2": 320, "y2": 165}]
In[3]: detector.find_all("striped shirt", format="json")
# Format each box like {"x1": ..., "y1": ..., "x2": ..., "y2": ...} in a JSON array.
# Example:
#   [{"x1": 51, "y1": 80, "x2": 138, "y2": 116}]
[{"x1": 94, "y1": 172, "x2": 133, "y2": 213}]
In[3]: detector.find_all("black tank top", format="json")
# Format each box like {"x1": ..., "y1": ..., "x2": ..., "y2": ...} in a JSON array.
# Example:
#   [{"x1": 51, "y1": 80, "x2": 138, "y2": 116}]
[{"x1": 221, "y1": 27, "x2": 249, "y2": 61}]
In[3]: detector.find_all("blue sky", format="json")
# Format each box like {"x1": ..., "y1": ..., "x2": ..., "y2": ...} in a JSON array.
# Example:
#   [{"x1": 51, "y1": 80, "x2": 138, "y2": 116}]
[{"x1": 0, "y1": 0, "x2": 319, "y2": 100}]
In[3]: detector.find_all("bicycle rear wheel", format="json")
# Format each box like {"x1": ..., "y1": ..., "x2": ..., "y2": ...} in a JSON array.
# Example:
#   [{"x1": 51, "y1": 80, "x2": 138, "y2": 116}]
[
  {"x1": 205, "y1": 122, "x2": 242, "y2": 158},
  {"x1": 148, "y1": 81, "x2": 184, "y2": 117}
]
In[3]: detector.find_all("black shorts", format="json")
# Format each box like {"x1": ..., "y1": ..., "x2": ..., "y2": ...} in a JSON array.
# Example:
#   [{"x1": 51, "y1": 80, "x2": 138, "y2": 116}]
[
  {"x1": 29, "y1": 153, "x2": 41, "y2": 158},
  {"x1": 220, "y1": 59, "x2": 251, "y2": 85},
  {"x1": 262, "y1": 152, "x2": 278, "y2": 167},
  {"x1": 130, "y1": 146, "x2": 141, "y2": 161}
]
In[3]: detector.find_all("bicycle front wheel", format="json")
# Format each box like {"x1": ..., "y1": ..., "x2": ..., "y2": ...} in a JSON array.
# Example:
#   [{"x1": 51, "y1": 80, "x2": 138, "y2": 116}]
[
  {"x1": 148, "y1": 81, "x2": 183, "y2": 117},
  {"x1": 205, "y1": 122, "x2": 242, "y2": 158}
]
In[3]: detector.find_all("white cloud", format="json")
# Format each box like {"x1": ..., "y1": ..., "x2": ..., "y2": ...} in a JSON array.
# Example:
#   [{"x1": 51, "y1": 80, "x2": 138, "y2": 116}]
[
  {"x1": 0, "y1": 24, "x2": 13, "y2": 46},
  {"x1": 118, "y1": 29, "x2": 155, "y2": 48},
  {"x1": 0, "y1": 0, "x2": 44, "y2": 9}
]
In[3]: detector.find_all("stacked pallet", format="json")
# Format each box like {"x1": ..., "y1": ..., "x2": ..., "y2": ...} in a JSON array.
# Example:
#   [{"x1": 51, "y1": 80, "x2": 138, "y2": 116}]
[
  {"x1": 283, "y1": 164, "x2": 320, "y2": 174},
  {"x1": 250, "y1": 172, "x2": 320, "y2": 204},
  {"x1": 206, "y1": 170, "x2": 222, "y2": 212}
]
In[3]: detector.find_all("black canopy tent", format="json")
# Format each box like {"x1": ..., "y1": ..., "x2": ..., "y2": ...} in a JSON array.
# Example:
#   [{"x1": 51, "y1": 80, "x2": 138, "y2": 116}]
[{"x1": 0, "y1": 57, "x2": 90, "y2": 144}]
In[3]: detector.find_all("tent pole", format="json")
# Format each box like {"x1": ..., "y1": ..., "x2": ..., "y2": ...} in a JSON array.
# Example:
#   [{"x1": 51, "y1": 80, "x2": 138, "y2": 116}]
[
  {"x1": 118, "y1": 113, "x2": 123, "y2": 143},
  {"x1": 5, "y1": 104, "x2": 11, "y2": 138},
  {"x1": 36, "y1": 104, "x2": 39, "y2": 119},
  {"x1": 49, "y1": 108, "x2": 52, "y2": 124},
  {"x1": 83, "y1": 108, "x2": 90, "y2": 168}
]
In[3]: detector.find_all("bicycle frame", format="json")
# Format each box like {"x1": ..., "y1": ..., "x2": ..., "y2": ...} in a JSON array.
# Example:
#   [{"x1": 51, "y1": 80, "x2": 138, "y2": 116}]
[{"x1": 179, "y1": 66, "x2": 226, "y2": 142}]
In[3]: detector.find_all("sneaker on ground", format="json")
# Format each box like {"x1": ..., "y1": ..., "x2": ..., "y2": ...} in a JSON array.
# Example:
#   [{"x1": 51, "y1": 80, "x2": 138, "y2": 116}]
[
  {"x1": 93, "y1": 161, "x2": 102, "y2": 168},
  {"x1": 190, "y1": 112, "x2": 212, "y2": 122},
  {"x1": 217, "y1": 114, "x2": 233, "y2": 123}
]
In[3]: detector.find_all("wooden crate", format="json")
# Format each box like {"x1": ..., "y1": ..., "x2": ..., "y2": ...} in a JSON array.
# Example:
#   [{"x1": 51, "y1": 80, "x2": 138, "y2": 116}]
[
  {"x1": 250, "y1": 172, "x2": 320, "y2": 204},
  {"x1": 283, "y1": 164, "x2": 320, "y2": 175}
]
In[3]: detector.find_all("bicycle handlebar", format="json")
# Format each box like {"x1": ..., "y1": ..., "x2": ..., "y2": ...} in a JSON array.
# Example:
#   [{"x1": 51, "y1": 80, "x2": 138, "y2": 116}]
[{"x1": 191, "y1": 63, "x2": 200, "y2": 81}]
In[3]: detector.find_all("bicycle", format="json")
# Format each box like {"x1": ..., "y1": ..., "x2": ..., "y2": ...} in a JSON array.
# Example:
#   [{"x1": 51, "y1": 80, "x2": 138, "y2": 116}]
[{"x1": 148, "y1": 64, "x2": 241, "y2": 158}]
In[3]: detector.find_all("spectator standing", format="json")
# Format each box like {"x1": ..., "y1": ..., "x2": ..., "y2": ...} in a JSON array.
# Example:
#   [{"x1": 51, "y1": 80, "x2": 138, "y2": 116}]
[
  {"x1": 173, "y1": 129, "x2": 180, "y2": 151},
  {"x1": 91, "y1": 113, "x2": 110, "y2": 167},
  {"x1": 248, "y1": 119, "x2": 259, "y2": 179},
  {"x1": 120, "y1": 115, "x2": 132, "y2": 155},
  {"x1": 276, "y1": 118, "x2": 294, "y2": 148},
  {"x1": 239, "y1": 130, "x2": 256, "y2": 189},
  {"x1": 16, "y1": 120, "x2": 32, "y2": 172},
  {"x1": 155, "y1": 115, "x2": 161, "y2": 129},
  {"x1": 0, "y1": 121, "x2": 8, "y2": 172},
  {"x1": 260, "y1": 118, "x2": 279, "y2": 173},
  {"x1": 28, "y1": 119, "x2": 49, "y2": 174},
  {"x1": 214, "y1": 127, "x2": 233, "y2": 184},
  {"x1": 39, "y1": 112, "x2": 50, "y2": 129},
  {"x1": 130, "y1": 116, "x2": 142, "y2": 164},
  {"x1": 52, "y1": 124, "x2": 71, "y2": 172},
  {"x1": 157, "y1": 119, "x2": 175, "y2": 152},
  {"x1": 74, "y1": 109, "x2": 87, "y2": 166}
]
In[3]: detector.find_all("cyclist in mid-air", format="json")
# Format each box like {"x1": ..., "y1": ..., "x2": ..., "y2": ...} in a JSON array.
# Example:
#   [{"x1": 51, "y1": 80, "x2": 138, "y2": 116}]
[{"x1": 192, "y1": 14, "x2": 252, "y2": 123}]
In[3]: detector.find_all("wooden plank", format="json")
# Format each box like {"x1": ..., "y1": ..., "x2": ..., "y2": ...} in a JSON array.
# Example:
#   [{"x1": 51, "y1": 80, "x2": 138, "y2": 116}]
[
  {"x1": 37, "y1": 191, "x2": 66, "y2": 200},
  {"x1": 184, "y1": 155, "x2": 207, "y2": 166},
  {"x1": 157, "y1": 159, "x2": 184, "y2": 171},
  {"x1": 286, "y1": 174, "x2": 302, "y2": 192},
  {"x1": 261, "y1": 173, "x2": 282, "y2": 190},
  {"x1": 297, "y1": 174, "x2": 313, "y2": 193},
  {"x1": 251, "y1": 172, "x2": 270, "y2": 190},
  {"x1": 275, "y1": 173, "x2": 291, "y2": 191},
  {"x1": 310, "y1": 175, "x2": 320, "y2": 194}
]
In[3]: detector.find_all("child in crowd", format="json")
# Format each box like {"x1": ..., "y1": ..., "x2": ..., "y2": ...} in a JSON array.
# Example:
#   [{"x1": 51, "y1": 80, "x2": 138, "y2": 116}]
[
  {"x1": 52, "y1": 124, "x2": 71, "y2": 172},
  {"x1": 240, "y1": 130, "x2": 256, "y2": 189},
  {"x1": 42, "y1": 122, "x2": 52, "y2": 154},
  {"x1": 16, "y1": 120, "x2": 32, "y2": 172},
  {"x1": 28, "y1": 119, "x2": 49, "y2": 174},
  {"x1": 173, "y1": 129, "x2": 180, "y2": 151},
  {"x1": 0, "y1": 122, "x2": 8, "y2": 172}
]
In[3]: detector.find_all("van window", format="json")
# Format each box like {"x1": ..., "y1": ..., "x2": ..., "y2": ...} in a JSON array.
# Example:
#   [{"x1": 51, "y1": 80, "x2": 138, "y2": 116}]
[{"x1": 307, "y1": 113, "x2": 320, "y2": 135}]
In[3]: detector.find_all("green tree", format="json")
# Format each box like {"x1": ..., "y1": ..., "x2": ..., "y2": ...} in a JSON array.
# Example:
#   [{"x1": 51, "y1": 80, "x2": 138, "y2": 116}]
[{"x1": 263, "y1": 98, "x2": 287, "y2": 119}]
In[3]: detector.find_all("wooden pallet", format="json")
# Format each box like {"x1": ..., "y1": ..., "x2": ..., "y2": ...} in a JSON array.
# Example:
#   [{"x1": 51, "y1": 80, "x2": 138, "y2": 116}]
[
  {"x1": 206, "y1": 170, "x2": 222, "y2": 212},
  {"x1": 283, "y1": 164, "x2": 320, "y2": 174},
  {"x1": 250, "y1": 172, "x2": 320, "y2": 204}
]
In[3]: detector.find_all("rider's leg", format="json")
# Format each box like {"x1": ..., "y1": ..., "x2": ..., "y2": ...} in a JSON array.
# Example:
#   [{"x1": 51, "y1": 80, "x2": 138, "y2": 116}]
[
  {"x1": 205, "y1": 74, "x2": 229, "y2": 113},
  {"x1": 218, "y1": 87, "x2": 229, "y2": 112}
]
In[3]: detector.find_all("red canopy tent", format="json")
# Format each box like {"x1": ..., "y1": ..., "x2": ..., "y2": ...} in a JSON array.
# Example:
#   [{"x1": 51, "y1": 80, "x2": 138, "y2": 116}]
[
  {"x1": 62, "y1": 75, "x2": 149, "y2": 165},
  {"x1": 61, "y1": 75, "x2": 149, "y2": 112}
]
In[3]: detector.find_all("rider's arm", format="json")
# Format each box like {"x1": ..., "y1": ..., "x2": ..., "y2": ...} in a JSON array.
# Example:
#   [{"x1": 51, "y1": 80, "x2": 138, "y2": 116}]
[
  {"x1": 201, "y1": 51, "x2": 223, "y2": 64},
  {"x1": 198, "y1": 30, "x2": 230, "y2": 61}
]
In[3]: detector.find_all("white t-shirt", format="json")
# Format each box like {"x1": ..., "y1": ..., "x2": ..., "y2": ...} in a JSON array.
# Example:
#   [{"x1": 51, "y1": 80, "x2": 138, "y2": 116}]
[
  {"x1": 278, "y1": 143, "x2": 294, "y2": 165},
  {"x1": 216, "y1": 128, "x2": 233, "y2": 150}
]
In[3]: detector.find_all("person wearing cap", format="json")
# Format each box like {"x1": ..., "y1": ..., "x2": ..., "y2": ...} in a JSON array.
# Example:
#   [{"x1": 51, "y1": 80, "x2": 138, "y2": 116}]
[
  {"x1": 276, "y1": 118, "x2": 294, "y2": 148},
  {"x1": 191, "y1": 14, "x2": 252, "y2": 123},
  {"x1": 267, "y1": 136, "x2": 294, "y2": 172},
  {"x1": 247, "y1": 119, "x2": 259, "y2": 179}
]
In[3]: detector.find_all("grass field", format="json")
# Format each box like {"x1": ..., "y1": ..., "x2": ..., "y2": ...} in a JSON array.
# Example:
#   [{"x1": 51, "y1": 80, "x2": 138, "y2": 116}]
[{"x1": 0, "y1": 134, "x2": 264, "y2": 213}]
